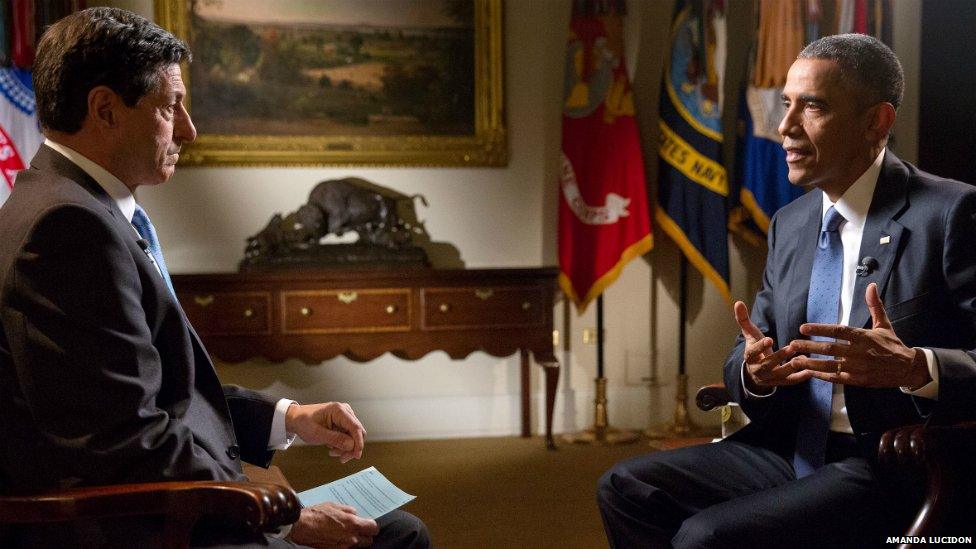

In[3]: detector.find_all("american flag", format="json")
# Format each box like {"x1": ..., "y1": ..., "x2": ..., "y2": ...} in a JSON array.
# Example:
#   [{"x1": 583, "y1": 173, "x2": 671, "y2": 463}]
[{"x1": 0, "y1": 67, "x2": 43, "y2": 206}]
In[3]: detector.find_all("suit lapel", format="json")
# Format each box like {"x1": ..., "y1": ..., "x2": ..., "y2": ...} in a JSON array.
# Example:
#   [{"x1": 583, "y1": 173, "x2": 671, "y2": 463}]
[
  {"x1": 786, "y1": 194, "x2": 824, "y2": 339},
  {"x1": 30, "y1": 145, "x2": 145, "y2": 251},
  {"x1": 35, "y1": 145, "x2": 188, "y2": 305},
  {"x1": 849, "y1": 152, "x2": 910, "y2": 329}
]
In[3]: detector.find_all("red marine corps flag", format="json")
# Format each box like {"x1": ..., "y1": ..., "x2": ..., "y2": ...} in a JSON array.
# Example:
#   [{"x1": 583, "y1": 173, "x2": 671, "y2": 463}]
[{"x1": 558, "y1": 0, "x2": 652, "y2": 313}]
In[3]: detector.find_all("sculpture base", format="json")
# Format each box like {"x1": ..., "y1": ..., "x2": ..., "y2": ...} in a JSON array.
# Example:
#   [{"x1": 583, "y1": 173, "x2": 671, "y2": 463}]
[{"x1": 240, "y1": 243, "x2": 429, "y2": 271}]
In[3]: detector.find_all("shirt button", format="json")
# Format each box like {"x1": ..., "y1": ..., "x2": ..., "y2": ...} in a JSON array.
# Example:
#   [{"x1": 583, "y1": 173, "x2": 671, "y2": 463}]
[{"x1": 226, "y1": 445, "x2": 240, "y2": 460}]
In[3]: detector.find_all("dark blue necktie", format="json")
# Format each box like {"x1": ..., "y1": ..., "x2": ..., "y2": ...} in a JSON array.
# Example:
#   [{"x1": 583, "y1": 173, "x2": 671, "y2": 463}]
[
  {"x1": 794, "y1": 205, "x2": 845, "y2": 478},
  {"x1": 131, "y1": 204, "x2": 175, "y2": 296}
]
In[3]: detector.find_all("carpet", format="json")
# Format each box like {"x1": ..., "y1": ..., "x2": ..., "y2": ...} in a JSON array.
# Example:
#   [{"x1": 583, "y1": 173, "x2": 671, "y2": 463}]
[{"x1": 272, "y1": 436, "x2": 710, "y2": 548}]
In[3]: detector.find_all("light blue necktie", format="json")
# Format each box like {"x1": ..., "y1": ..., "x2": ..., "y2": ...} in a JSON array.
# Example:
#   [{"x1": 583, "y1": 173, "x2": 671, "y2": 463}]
[
  {"x1": 131, "y1": 204, "x2": 176, "y2": 296},
  {"x1": 793, "y1": 205, "x2": 845, "y2": 478}
]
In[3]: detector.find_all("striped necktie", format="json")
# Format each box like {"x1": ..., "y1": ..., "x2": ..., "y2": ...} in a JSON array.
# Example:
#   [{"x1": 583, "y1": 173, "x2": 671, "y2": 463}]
[
  {"x1": 793, "y1": 205, "x2": 845, "y2": 478},
  {"x1": 131, "y1": 204, "x2": 175, "y2": 296}
]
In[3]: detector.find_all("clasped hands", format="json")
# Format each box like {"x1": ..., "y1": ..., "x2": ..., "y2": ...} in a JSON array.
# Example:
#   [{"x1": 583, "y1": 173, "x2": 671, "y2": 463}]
[
  {"x1": 738, "y1": 283, "x2": 930, "y2": 393},
  {"x1": 284, "y1": 402, "x2": 379, "y2": 548}
]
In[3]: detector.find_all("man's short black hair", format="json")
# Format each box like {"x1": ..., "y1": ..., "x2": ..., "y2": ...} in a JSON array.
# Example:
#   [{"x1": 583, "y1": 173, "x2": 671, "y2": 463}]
[
  {"x1": 33, "y1": 7, "x2": 191, "y2": 134},
  {"x1": 798, "y1": 33, "x2": 904, "y2": 110}
]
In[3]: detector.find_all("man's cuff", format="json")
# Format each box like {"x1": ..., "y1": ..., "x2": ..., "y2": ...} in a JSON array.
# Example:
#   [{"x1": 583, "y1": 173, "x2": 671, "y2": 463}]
[
  {"x1": 268, "y1": 523, "x2": 294, "y2": 540},
  {"x1": 268, "y1": 399, "x2": 299, "y2": 450},
  {"x1": 741, "y1": 361, "x2": 776, "y2": 399},
  {"x1": 900, "y1": 348, "x2": 939, "y2": 400}
]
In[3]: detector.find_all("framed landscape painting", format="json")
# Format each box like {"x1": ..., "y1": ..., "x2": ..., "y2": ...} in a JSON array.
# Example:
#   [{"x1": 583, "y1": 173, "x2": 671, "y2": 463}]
[{"x1": 155, "y1": 0, "x2": 505, "y2": 166}]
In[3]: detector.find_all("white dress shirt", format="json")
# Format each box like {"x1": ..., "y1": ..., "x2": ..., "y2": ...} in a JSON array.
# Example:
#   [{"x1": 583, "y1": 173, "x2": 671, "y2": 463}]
[
  {"x1": 743, "y1": 148, "x2": 939, "y2": 434},
  {"x1": 43, "y1": 138, "x2": 297, "y2": 449}
]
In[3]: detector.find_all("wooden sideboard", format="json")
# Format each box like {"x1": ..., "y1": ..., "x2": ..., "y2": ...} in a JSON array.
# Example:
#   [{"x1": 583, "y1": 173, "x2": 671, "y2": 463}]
[{"x1": 172, "y1": 267, "x2": 561, "y2": 449}]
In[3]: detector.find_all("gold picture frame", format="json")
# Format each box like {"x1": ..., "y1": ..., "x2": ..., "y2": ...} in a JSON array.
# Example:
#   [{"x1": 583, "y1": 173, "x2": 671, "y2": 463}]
[{"x1": 154, "y1": 0, "x2": 505, "y2": 167}]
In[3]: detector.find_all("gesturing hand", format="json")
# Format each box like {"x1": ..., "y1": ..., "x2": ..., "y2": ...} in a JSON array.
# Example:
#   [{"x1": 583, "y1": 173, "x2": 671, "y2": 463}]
[
  {"x1": 289, "y1": 503, "x2": 379, "y2": 548},
  {"x1": 734, "y1": 301, "x2": 809, "y2": 391},
  {"x1": 787, "y1": 283, "x2": 931, "y2": 388},
  {"x1": 285, "y1": 402, "x2": 366, "y2": 463}
]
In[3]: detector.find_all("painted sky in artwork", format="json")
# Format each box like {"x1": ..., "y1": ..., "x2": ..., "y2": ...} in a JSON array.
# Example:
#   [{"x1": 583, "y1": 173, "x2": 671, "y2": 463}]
[{"x1": 195, "y1": 0, "x2": 466, "y2": 28}]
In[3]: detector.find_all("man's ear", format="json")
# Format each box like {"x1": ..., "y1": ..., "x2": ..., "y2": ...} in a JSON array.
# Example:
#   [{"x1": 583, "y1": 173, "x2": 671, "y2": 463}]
[
  {"x1": 866, "y1": 102, "x2": 896, "y2": 142},
  {"x1": 87, "y1": 86, "x2": 122, "y2": 129}
]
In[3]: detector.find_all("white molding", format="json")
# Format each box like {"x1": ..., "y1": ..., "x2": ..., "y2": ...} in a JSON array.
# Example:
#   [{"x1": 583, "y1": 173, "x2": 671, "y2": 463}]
[{"x1": 292, "y1": 385, "x2": 659, "y2": 443}]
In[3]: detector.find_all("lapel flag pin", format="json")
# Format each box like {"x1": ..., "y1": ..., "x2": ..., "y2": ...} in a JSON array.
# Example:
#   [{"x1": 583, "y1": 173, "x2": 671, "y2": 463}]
[{"x1": 880, "y1": 235, "x2": 891, "y2": 245}]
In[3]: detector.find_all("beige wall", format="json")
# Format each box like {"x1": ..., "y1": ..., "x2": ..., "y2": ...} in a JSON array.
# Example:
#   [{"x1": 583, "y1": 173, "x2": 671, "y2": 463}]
[{"x1": 98, "y1": 0, "x2": 920, "y2": 440}]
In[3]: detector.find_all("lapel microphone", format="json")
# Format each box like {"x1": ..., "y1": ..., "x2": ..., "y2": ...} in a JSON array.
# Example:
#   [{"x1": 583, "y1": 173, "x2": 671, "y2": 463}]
[
  {"x1": 856, "y1": 256, "x2": 879, "y2": 277},
  {"x1": 136, "y1": 239, "x2": 157, "y2": 264}
]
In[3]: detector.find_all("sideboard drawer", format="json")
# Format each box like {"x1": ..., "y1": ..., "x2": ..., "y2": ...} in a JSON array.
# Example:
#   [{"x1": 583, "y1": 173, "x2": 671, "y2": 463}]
[
  {"x1": 282, "y1": 289, "x2": 411, "y2": 334},
  {"x1": 178, "y1": 291, "x2": 272, "y2": 336},
  {"x1": 421, "y1": 286, "x2": 545, "y2": 330}
]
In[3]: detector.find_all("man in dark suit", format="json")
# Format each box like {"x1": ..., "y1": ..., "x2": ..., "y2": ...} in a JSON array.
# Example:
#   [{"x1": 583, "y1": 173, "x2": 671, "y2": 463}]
[
  {"x1": 598, "y1": 34, "x2": 976, "y2": 547},
  {"x1": 0, "y1": 8, "x2": 427, "y2": 548}
]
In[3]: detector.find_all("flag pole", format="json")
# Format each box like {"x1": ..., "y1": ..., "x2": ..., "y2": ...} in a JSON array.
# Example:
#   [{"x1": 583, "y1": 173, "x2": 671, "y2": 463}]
[
  {"x1": 564, "y1": 295, "x2": 640, "y2": 445},
  {"x1": 646, "y1": 256, "x2": 715, "y2": 441}
]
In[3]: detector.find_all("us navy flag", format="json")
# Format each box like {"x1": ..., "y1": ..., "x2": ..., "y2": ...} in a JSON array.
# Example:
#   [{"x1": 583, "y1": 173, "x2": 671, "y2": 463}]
[{"x1": 655, "y1": 0, "x2": 730, "y2": 300}]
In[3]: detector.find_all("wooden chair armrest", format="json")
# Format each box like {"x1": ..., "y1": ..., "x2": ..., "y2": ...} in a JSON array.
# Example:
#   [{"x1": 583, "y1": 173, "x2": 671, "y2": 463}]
[
  {"x1": 878, "y1": 421, "x2": 976, "y2": 539},
  {"x1": 0, "y1": 480, "x2": 300, "y2": 535},
  {"x1": 878, "y1": 423, "x2": 927, "y2": 467},
  {"x1": 878, "y1": 420, "x2": 976, "y2": 467},
  {"x1": 696, "y1": 383, "x2": 732, "y2": 411}
]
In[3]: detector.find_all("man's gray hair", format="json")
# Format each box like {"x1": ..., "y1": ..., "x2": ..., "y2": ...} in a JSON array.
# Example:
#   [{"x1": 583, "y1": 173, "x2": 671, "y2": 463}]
[{"x1": 798, "y1": 33, "x2": 904, "y2": 110}]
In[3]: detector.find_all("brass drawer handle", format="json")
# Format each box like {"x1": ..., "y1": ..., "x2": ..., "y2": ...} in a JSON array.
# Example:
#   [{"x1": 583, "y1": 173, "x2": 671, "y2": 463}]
[
  {"x1": 243, "y1": 308, "x2": 254, "y2": 318},
  {"x1": 439, "y1": 303, "x2": 450, "y2": 313},
  {"x1": 300, "y1": 307, "x2": 312, "y2": 317},
  {"x1": 194, "y1": 295, "x2": 215, "y2": 307},
  {"x1": 386, "y1": 305, "x2": 397, "y2": 314},
  {"x1": 522, "y1": 302, "x2": 532, "y2": 311},
  {"x1": 338, "y1": 291, "x2": 358, "y2": 304},
  {"x1": 475, "y1": 289, "x2": 494, "y2": 300}
]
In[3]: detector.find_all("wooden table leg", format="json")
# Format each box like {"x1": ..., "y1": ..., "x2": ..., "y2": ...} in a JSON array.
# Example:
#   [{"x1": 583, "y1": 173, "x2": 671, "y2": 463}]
[
  {"x1": 522, "y1": 349, "x2": 560, "y2": 450},
  {"x1": 542, "y1": 359, "x2": 560, "y2": 450},
  {"x1": 520, "y1": 349, "x2": 531, "y2": 438}
]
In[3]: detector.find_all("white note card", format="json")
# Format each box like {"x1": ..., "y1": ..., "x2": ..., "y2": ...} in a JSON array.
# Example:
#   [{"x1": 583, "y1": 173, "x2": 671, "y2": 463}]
[{"x1": 297, "y1": 466, "x2": 416, "y2": 519}]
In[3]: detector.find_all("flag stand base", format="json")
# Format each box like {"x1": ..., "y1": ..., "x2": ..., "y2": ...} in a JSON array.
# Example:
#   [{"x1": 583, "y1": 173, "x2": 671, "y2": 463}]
[
  {"x1": 564, "y1": 377, "x2": 640, "y2": 445},
  {"x1": 645, "y1": 374, "x2": 718, "y2": 441}
]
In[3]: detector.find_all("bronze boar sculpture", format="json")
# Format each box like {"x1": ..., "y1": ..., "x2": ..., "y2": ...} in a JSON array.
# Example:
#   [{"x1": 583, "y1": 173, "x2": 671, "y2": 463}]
[{"x1": 240, "y1": 177, "x2": 430, "y2": 270}]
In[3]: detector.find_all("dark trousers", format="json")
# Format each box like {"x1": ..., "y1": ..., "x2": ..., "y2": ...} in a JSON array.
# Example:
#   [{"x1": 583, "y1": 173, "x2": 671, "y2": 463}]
[
  {"x1": 371, "y1": 510, "x2": 430, "y2": 549},
  {"x1": 194, "y1": 510, "x2": 430, "y2": 548},
  {"x1": 596, "y1": 437, "x2": 901, "y2": 549}
]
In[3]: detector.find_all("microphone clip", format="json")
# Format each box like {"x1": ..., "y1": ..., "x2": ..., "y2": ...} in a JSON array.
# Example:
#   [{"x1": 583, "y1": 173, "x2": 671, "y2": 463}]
[
  {"x1": 856, "y1": 256, "x2": 879, "y2": 277},
  {"x1": 137, "y1": 239, "x2": 158, "y2": 266}
]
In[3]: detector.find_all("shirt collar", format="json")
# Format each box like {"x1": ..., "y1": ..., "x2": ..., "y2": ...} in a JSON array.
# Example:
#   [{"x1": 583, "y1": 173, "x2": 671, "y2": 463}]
[
  {"x1": 821, "y1": 148, "x2": 885, "y2": 228},
  {"x1": 43, "y1": 138, "x2": 137, "y2": 223}
]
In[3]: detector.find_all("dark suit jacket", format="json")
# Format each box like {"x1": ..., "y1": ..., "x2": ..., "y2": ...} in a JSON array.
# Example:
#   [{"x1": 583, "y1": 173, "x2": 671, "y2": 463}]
[
  {"x1": 0, "y1": 146, "x2": 278, "y2": 543},
  {"x1": 724, "y1": 151, "x2": 976, "y2": 460}
]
